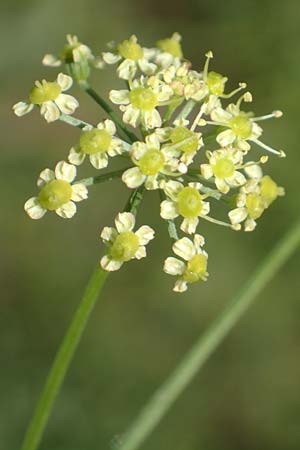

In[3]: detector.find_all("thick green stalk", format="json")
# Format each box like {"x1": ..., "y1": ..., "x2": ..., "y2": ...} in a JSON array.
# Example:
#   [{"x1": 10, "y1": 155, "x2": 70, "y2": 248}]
[
  {"x1": 77, "y1": 167, "x2": 132, "y2": 187},
  {"x1": 20, "y1": 188, "x2": 144, "y2": 450},
  {"x1": 119, "y1": 218, "x2": 300, "y2": 450},
  {"x1": 21, "y1": 266, "x2": 108, "y2": 450},
  {"x1": 79, "y1": 82, "x2": 138, "y2": 143}
]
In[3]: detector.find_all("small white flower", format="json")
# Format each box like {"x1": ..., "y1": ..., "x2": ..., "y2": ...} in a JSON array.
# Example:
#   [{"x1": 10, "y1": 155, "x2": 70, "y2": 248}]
[
  {"x1": 102, "y1": 35, "x2": 157, "y2": 80},
  {"x1": 24, "y1": 161, "x2": 88, "y2": 220},
  {"x1": 200, "y1": 148, "x2": 246, "y2": 194},
  {"x1": 122, "y1": 134, "x2": 176, "y2": 190},
  {"x1": 100, "y1": 212, "x2": 155, "y2": 271},
  {"x1": 164, "y1": 234, "x2": 208, "y2": 292},
  {"x1": 68, "y1": 119, "x2": 125, "y2": 169},
  {"x1": 228, "y1": 173, "x2": 284, "y2": 231},
  {"x1": 155, "y1": 33, "x2": 184, "y2": 69},
  {"x1": 42, "y1": 34, "x2": 103, "y2": 69},
  {"x1": 160, "y1": 180, "x2": 210, "y2": 234},
  {"x1": 156, "y1": 119, "x2": 203, "y2": 173},
  {"x1": 13, "y1": 73, "x2": 79, "y2": 123},
  {"x1": 109, "y1": 76, "x2": 173, "y2": 129}
]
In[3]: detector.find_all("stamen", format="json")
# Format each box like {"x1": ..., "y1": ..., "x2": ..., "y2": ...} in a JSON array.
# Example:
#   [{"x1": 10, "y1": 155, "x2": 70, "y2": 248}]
[
  {"x1": 191, "y1": 104, "x2": 207, "y2": 131},
  {"x1": 251, "y1": 139, "x2": 286, "y2": 157},
  {"x1": 203, "y1": 50, "x2": 213, "y2": 81},
  {"x1": 201, "y1": 214, "x2": 233, "y2": 228},
  {"x1": 251, "y1": 110, "x2": 283, "y2": 122},
  {"x1": 221, "y1": 82, "x2": 247, "y2": 99}
]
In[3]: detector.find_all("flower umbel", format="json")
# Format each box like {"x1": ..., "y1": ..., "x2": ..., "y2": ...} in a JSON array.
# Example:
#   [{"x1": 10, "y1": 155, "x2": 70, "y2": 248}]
[{"x1": 16, "y1": 32, "x2": 285, "y2": 292}]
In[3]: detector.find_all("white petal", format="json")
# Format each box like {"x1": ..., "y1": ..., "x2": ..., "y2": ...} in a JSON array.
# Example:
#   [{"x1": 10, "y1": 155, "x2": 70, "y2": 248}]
[
  {"x1": 173, "y1": 237, "x2": 195, "y2": 261},
  {"x1": 174, "y1": 279, "x2": 188, "y2": 293},
  {"x1": 201, "y1": 201, "x2": 210, "y2": 216},
  {"x1": 144, "y1": 175, "x2": 159, "y2": 190},
  {"x1": 180, "y1": 217, "x2": 199, "y2": 235},
  {"x1": 68, "y1": 147, "x2": 85, "y2": 166},
  {"x1": 163, "y1": 257, "x2": 185, "y2": 276},
  {"x1": 37, "y1": 168, "x2": 55, "y2": 187},
  {"x1": 115, "y1": 212, "x2": 135, "y2": 233},
  {"x1": 193, "y1": 234, "x2": 205, "y2": 249},
  {"x1": 135, "y1": 226, "x2": 155, "y2": 245},
  {"x1": 101, "y1": 255, "x2": 123, "y2": 271},
  {"x1": 145, "y1": 133, "x2": 160, "y2": 150},
  {"x1": 130, "y1": 142, "x2": 148, "y2": 161},
  {"x1": 57, "y1": 73, "x2": 73, "y2": 91},
  {"x1": 143, "y1": 109, "x2": 162, "y2": 129},
  {"x1": 160, "y1": 200, "x2": 178, "y2": 220},
  {"x1": 210, "y1": 107, "x2": 232, "y2": 123},
  {"x1": 117, "y1": 59, "x2": 137, "y2": 80},
  {"x1": 56, "y1": 201, "x2": 77, "y2": 218},
  {"x1": 228, "y1": 207, "x2": 248, "y2": 225},
  {"x1": 40, "y1": 101, "x2": 60, "y2": 122},
  {"x1": 215, "y1": 177, "x2": 229, "y2": 194},
  {"x1": 244, "y1": 164, "x2": 263, "y2": 179},
  {"x1": 13, "y1": 101, "x2": 34, "y2": 116},
  {"x1": 24, "y1": 197, "x2": 46, "y2": 219},
  {"x1": 138, "y1": 59, "x2": 157, "y2": 75},
  {"x1": 102, "y1": 119, "x2": 116, "y2": 135},
  {"x1": 102, "y1": 52, "x2": 122, "y2": 64},
  {"x1": 107, "y1": 138, "x2": 124, "y2": 156},
  {"x1": 55, "y1": 161, "x2": 76, "y2": 182},
  {"x1": 200, "y1": 163, "x2": 213, "y2": 179},
  {"x1": 216, "y1": 129, "x2": 236, "y2": 147},
  {"x1": 163, "y1": 180, "x2": 183, "y2": 200},
  {"x1": 135, "y1": 246, "x2": 146, "y2": 259},
  {"x1": 109, "y1": 89, "x2": 130, "y2": 105},
  {"x1": 245, "y1": 218, "x2": 257, "y2": 232},
  {"x1": 55, "y1": 94, "x2": 79, "y2": 115},
  {"x1": 122, "y1": 167, "x2": 145, "y2": 189},
  {"x1": 122, "y1": 105, "x2": 140, "y2": 127},
  {"x1": 251, "y1": 122, "x2": 263, "y2": 139},
  {"x1": 71, "y1": 183, "x2": 88, "y2": 202},
  {"x1": 42, "y1": 54, "x2": 62, "y2": 67},
  {"x1": 100, "y1": 227, "x2": 117, "y2": 244},
  {"x1": 228, "y1": 171, "x2": 246, "y2": 187},
  {"x1": 89, "y1": 152, "x2": 108, "y2": 169}
]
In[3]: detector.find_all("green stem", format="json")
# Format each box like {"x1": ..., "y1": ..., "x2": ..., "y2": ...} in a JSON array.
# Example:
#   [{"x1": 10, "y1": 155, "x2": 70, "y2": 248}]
[
  {"x1": 174, "y1": 99, "x2": 196, "y2": 122},
  {"x1": 77, "y1": 167, "x2": 132, "y2": 187},
  {"x1": 20, "y1": 188, "x2": 144, "y2": 450},
  {"x1": 119, "y1": 218, "x2": 300, "y2": 450},
  {"x1": 59, "y1": 113, "x2": 93, "y2": 129},
  {"x1": 79, "y1": 82, "x2": 138, "y2": 143},
  {"x1": 159, "y1": 190, "x2": 179, "y2": 241},
  {"x1": 21, "y1": 266, "x2": 109, "y2": 450}
]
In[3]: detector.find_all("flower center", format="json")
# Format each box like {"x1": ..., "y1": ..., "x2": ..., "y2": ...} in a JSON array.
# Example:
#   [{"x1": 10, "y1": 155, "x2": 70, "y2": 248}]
[
  {"x1": 110, "y1": 231, "x2": 139, "y2": 262},
  {"x1": 177, "y1": 187, "x2": 202, "y2": 218},
  {"x1": 118, "y1": 38, "x2": 144, "y2": 61},
  {"x1": 212, "y1": 157, "x2": 235, "y2": 179},
  {"x1": 229, "y1": 114, "x2": 252, "y2": 139},
  {"x1": 259, "y1": 176, "x2": 279, "y2": 207},
  {"x1": 29, "y1": 81, "x2": 61, "y2": 105},
  {"x1": 130, "y1": 87, "x2": 158, "y2": 111},
  {"x1": 156, "y1": 37, "x2": 183, "y2": 58},
  {"x1": 183, "y1": 254, "x2": 208, "y2": 283},
  {"x1": 170, "y1": 127, "x2": 199, "y2": 154},
  {"x1": 80, "y1": 129, "x2": 112, "y2": 155},
  {"x1": 38, "y1": 180, "x2": 72, "y2": 210},
  {"x1": 245, "y1": 193, "x2": 265, "y2": 219},
  {"x1": 138, "y1": 149, "x2": 165, "y2": 176},
  {"x1": 206, "y1": 71, "x2": 226, "y2": 96}
]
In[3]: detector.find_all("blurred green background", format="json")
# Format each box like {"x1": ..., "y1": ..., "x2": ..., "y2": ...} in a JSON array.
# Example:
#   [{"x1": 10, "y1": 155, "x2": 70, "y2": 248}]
[{"x1": 1, "y1": 0, "x2": 300, "y2": 449}]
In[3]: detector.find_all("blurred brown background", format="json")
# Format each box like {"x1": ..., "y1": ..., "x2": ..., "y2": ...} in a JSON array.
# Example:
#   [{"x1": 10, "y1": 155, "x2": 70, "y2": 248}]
[{"x1": 1, "y1": 0, "x2": 300, "y2": 449}]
